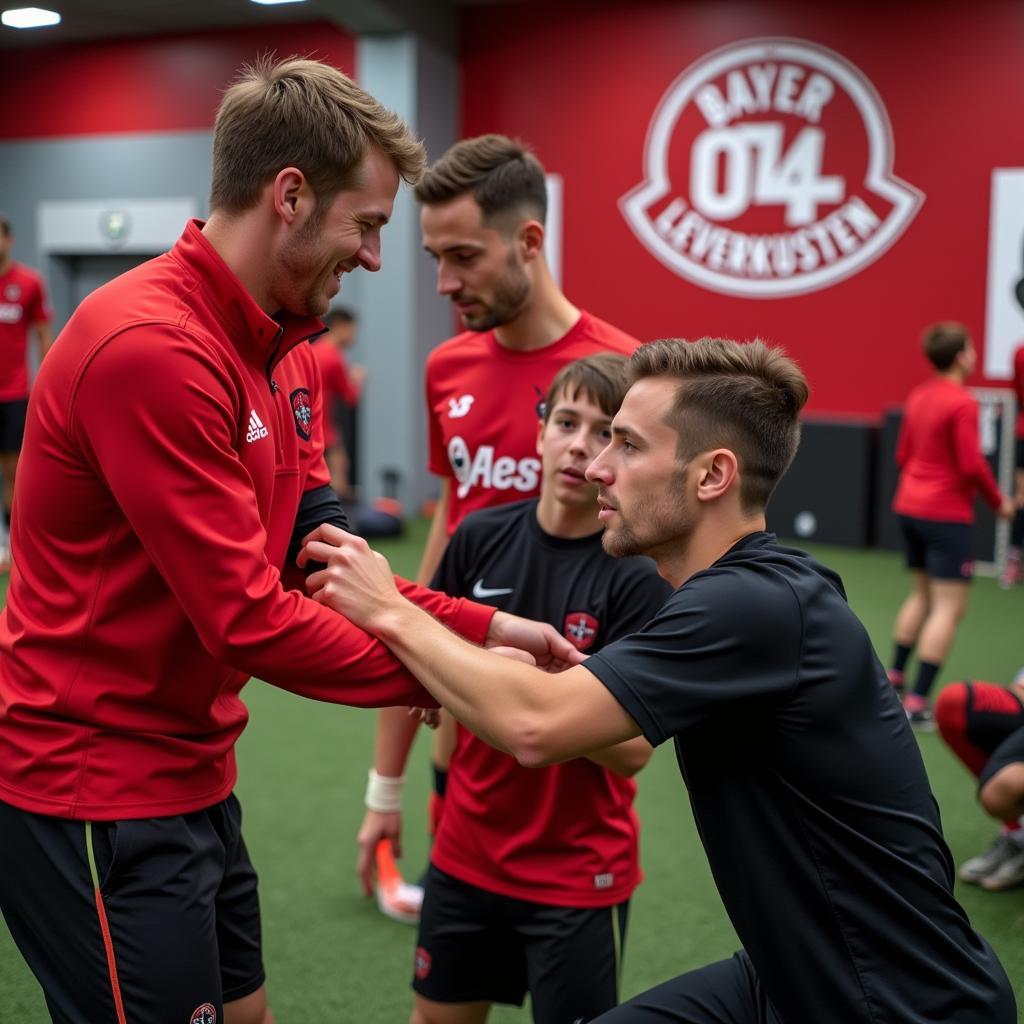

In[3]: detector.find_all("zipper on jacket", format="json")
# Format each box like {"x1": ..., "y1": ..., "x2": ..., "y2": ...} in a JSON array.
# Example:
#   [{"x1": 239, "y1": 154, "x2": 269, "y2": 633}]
[{"x1": 265, "y1": 325, "x2": 285, "y2": 390}]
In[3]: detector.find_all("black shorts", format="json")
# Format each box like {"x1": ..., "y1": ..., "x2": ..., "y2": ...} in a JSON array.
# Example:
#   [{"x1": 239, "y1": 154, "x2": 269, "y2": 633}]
[
  {"x1": 1016, "y1": 437, "x2": 1024, "y2": 471},
  {"x1": 413, "y1": 864, "x2": 629, "y2": 1024},
  {"x1": 594, "y1": 950, "x2": 783, "y2": 1023},
  {"x1": 0, "y1": 793, "x2": 264, "y2": 1024},
  {"x1": 980, "y1": 725, "x2": 1024, "y2": 789},
  {"x1": 899, "y1": 515, "x2": 974, "y2": 580},
  {"x1": 0, "y1": 397, "x2": 28, "y2": 452}
]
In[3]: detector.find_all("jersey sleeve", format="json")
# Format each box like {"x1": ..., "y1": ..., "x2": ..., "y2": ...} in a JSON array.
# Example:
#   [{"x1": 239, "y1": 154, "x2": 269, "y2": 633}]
[
  {"x1": 585, "y1": 568, "x2": 802, "y2": 745},
  {"x1": 71, "y1": 325, "x2": 489, "y2": 709},
  {"x1": 425, "y1": 356, "x2": 449, "y2": 477},
  {"x1": 953, "y1": 399, "x2": 1003, "y2": 509}
]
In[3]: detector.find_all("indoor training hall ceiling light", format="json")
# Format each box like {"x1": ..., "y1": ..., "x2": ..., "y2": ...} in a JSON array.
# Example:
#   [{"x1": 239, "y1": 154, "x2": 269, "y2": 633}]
[
  {"x1": 250, "y1": 0, "x2": 308, "y2": 6},
  {"x1": 1, "y1": 6, "x2": 60, "y2": 27}
]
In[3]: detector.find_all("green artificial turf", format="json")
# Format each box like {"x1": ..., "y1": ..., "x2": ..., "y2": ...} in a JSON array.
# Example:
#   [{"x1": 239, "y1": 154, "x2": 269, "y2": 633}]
[{"x1": 2, "y1": 525, "x2": 1023, "y2": 1021}]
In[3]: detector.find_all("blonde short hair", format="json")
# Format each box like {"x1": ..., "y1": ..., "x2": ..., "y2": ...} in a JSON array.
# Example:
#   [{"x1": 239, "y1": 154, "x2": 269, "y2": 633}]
[{"x1": 210, "y1": 56, "x2": 425, "y2": 214}]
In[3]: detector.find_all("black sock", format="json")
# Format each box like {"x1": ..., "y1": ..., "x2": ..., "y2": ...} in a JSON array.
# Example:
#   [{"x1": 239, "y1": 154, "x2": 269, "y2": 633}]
[
  {"x1": 891, "y1": 643, "x2": 913, "y2": 674},
  {"x1": 912, "y1": 660, "x2": 941, "y2": 699},
  {"x1": 1011, "y1": 510, "x2": 1024, "y2": 548},
  {"x1": 432, "y1": 764, "x2": 448, "y2": 798}
]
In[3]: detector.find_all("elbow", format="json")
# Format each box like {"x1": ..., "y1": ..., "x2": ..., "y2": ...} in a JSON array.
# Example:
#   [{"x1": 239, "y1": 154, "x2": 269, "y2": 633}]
[{"x1": 507, "y1": 712, "x2": 564, "y2": 769}]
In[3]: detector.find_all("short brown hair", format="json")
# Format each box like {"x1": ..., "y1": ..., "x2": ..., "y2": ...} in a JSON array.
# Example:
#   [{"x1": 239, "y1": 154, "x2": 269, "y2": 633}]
[
  {"x1": 543, "y1": 353, "x2": 629, "y2": 423},
  {"x1": 414, "y1": 134, "x2": 547, "y2": 227},
  {"x1": 922, "y1": 322, "x2": 969, "y2": 371},
  {"x1": 628, "y1": 338, "x2": 809, "y2": 511},
  {"x1": 210, "y1": 56, "x2": 425, "y2": 214},
  {"x1": 0, "y1": 216, "x2": 10, "y2": 237}
]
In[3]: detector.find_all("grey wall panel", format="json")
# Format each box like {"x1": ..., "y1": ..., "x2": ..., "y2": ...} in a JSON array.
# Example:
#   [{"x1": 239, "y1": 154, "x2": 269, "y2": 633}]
[{"x1": 0, "y1": 131, "x2": 214, "y2": 328}]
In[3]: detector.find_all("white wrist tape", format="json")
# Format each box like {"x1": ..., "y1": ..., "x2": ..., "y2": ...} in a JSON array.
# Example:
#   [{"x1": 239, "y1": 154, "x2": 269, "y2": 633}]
[{"x1": 365, "y1": 768, "x2": 404, "y2": 813}]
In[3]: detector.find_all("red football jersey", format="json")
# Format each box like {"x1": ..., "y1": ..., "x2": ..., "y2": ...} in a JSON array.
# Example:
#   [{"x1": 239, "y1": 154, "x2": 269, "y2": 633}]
[
  {"x1": 892, "y1": 376, "x2": 1003, "y2": 522},
  {"x1": 425, "y1": 312, "x2": 638, "y2": 535},
  {"x1": 0, "y1": 262, "x2": 52, "y2": 401}
]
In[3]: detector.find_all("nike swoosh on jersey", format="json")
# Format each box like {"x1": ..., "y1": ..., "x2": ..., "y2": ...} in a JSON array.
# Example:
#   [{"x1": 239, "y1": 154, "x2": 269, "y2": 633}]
[{"x1": 472, "y1": 580, "x2": 514, "y2": 599}]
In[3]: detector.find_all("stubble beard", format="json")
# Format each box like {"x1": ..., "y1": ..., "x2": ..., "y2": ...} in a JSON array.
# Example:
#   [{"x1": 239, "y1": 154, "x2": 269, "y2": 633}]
[
  {"x1": 279, "y1": 203, "x2": 333, "y2": 318},
  {"x1": 463, "y1": 252, "x2": 531, "y2": 332},
  {"x1": 601, "y1": 471, "x2": 692, "y2": 560}
]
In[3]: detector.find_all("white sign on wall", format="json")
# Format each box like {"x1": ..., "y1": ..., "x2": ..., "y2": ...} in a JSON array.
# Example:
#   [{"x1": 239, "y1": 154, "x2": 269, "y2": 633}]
[
  {"x1": 983, "y1": 169, "x2": 1024, "y2": 380},
  {"x1": 621, "y1": 38, "x2": 923, "y2": 299},
  {"x1": 38, "y1": 198, "x2": 197, "y2": 255}
]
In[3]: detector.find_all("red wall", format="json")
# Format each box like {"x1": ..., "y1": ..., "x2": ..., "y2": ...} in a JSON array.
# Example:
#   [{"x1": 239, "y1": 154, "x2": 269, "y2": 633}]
[
  {"x1": 0, "y1": 21, "x2": 356, "y2": 138},
  {"x1": 461, "y1": 0, "x2": 1024, "y2": 415}
]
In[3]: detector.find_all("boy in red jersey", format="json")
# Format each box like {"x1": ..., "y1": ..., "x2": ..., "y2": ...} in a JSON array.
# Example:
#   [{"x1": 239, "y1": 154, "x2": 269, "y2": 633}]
[
  {"x1": 888, "y1": 323, "x2": 1014, "y2": 728},
  {"x1": 0, "y1": 215, "x2": 52, "y2": 567},
  {"x1": 358, "y1": 354, "x2": 669, "y2": 1023},
  {"x1": 372, "y1": 135, "x2": 640, "y2": 915},
  {"x1": 0, "y1": 59, "x2": 572, "y2": 1024}
]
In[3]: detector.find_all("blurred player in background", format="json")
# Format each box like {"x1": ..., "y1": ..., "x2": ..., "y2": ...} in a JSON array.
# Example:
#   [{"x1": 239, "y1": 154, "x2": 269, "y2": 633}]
[
  {"x1": 888, "y1": 323, "x2": 1014, "y2": 729},
  {"x1": 0, "y1": 215, "x2": 52, "y2": 569},
  {"x1": 314, "y1": 306, "x2": 366, "y2": 499}
]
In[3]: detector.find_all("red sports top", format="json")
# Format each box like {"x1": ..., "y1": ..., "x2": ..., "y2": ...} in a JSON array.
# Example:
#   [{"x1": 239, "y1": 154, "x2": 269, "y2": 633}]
[
  {"x1": 0, "y1": 221, "x2": 493, "y2": 821},
  {"x1": 892, "y1": 376, "x2": 1003, "y2": 522},
  {"x1": 0, "y1": 261, "x2": 52, "y2": 401},
  {"x1": 1013, "y1": 343, "x2": 1024, "y2": 441},
  {"x1": 425, "y1": 312, "x2": 638, "y2": 534}
]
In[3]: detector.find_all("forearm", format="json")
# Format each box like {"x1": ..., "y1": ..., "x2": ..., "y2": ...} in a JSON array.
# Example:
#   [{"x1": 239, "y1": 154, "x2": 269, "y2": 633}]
[
  {"x1": 374, "y1": 705, "x2": 422, "y2": 777},
  {"x1": 416, "y1": 481, "x2": 450, "y2": 585},
  {"x1": 371, "y1": 600, "x2": 547, "y2": 759}
]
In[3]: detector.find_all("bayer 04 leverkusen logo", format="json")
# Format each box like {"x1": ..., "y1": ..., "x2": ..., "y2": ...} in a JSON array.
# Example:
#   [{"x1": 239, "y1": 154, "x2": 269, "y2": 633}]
[{"x1": 621, "y1": 37, "x2": 923, "y2": 298}]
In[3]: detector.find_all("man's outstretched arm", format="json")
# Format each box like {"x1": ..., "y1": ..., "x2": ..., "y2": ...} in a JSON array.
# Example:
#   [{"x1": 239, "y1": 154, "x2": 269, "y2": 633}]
[{"x1": 300, "y1": 526, "x2": 641, "y2": 766}]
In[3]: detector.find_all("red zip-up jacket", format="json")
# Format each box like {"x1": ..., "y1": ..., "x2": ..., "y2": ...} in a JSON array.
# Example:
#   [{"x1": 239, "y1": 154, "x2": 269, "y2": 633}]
[
  {"x1": 892, "y1": 376, "x2": 1003, "y2": 523},
  {"x1": 0, "y1": 221, "x2": 493, "y2": 820}
]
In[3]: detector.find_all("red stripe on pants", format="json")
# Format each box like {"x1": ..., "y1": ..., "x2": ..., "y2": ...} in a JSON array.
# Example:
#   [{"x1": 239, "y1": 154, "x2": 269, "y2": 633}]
[{"x1": 93, "y1": 888, "x2": 128, "y2": 1024}]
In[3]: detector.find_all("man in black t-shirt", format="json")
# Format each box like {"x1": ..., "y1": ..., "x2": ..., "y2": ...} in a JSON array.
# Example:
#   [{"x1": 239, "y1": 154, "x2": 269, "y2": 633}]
[{"x1": 303, "y1": 338, "x2": 1016, "y2": 1024}]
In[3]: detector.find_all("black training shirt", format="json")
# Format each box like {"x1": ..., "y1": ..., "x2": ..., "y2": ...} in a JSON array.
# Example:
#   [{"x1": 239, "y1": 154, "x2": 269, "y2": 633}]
[{"x1": 586, "y1": 532, "x2": 1014, "y2": 1024}]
